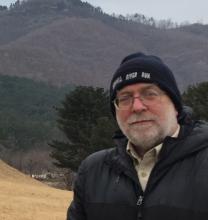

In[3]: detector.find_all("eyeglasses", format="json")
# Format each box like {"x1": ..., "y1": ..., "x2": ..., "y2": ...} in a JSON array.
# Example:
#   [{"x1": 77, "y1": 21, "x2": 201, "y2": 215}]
[{"x1": 114, "y1": 88, "x2": 164, "y2": 110}]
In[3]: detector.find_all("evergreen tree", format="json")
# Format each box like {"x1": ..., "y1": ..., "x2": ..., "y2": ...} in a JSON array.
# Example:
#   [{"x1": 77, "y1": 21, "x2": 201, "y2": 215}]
[
  {"x1": 50, "y1": 86, "x2": 117, "y2": 171},
  {"x1": 182, "y1": 81, "x2": 208, "y2": 121}
]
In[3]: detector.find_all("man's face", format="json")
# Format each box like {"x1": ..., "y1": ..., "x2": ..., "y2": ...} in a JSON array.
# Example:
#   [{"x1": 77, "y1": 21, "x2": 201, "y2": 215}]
[{"x1": 115, "y1": 83, "x2": 179, "y2": 156}]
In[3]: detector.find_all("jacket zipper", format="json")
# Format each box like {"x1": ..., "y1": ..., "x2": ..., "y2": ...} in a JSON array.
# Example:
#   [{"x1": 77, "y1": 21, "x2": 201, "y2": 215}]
[
  {"x1": 137, "y1": 195, "x2": 144, "y2": 220},
  {"x1": 137, "y1": 195, "x2": 143, "y2": 205}
]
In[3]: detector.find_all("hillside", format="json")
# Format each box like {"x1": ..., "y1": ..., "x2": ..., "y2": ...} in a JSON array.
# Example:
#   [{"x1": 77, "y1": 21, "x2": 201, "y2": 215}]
[
  {"x1": 0, "y1": 0, "x2": 207, "y2": 90},
  {"x1": 0, "y1": 159, "x2": 72, "y2": 220},
  {"x1": 0, "y1": 17, "x2": 144, "y2": 87},
  {"x1": 0, "y1": 75, "x2": 72, "y2": 151}
]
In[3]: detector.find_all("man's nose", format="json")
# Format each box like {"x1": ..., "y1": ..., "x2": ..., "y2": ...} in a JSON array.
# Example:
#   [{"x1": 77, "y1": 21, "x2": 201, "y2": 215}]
[{"x1": 131, "y1": 97, "x2": 147, "y2": 112}]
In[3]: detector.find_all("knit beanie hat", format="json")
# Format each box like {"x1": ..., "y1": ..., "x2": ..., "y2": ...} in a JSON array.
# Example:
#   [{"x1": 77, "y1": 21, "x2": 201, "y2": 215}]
[{"x1": 110, "y1": 52, "x2": 182, "y2": 117}]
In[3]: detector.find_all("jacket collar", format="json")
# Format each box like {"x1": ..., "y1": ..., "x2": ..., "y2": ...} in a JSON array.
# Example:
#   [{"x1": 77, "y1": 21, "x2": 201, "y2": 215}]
[{"x1": 158, "y1": 120, "x2": 208, "y2": 166}]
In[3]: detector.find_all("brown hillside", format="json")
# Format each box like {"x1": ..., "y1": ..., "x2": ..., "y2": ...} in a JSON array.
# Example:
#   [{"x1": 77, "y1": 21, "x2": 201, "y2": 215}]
[
  {"x1": 0, "y1": 160, "x2": 72, "y2": 220},
  {"x1": 0, "y1": 17, "x2": 145, "y2": 87}
]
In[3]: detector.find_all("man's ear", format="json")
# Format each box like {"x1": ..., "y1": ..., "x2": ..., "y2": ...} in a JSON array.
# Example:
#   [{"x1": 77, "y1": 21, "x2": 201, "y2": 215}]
[{"x1": 175, "y1": 109, "x2": 178, "y2": 117}]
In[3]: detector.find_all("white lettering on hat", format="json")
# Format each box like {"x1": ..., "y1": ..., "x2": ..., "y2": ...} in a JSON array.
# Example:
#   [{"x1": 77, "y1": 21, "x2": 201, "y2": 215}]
[
  {"x1": 125, "y1": 72, "x2": 138, "y2": 80},
  {"x1": 141, "y1": 72, "x2": 151, "y2": 79},
  {"x1": 112, "y1": 76, "x2": 123, "y2": 89}
]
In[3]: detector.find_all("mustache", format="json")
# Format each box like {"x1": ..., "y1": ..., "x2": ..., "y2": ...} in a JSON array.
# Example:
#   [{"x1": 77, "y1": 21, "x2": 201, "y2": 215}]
[{"x1": 127, "y1": 113, "x2": 157, "y2": 124}]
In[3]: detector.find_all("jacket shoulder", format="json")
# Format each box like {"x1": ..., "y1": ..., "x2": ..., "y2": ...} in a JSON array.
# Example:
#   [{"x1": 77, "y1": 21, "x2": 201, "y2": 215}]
[
  {"x1": 80, "y1": 148, "x2": 117, "y2": 171},
  {"x1": 192, "y1": 120, "x2": 208, "y2": 138}
]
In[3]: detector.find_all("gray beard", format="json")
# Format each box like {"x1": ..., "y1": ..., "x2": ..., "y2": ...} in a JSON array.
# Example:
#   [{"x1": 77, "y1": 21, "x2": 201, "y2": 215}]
[
  {"x1": 126, "y1": 126, "x2": 164, "y2": 154},
  {"x1": 116, "y1": 112, "x2": 178, "y2": 156}
]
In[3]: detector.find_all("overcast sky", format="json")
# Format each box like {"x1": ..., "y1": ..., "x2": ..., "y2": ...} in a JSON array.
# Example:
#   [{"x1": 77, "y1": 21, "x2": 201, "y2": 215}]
[{"x1": 1, "y1": 0, "x2": 208, "y2": 24}]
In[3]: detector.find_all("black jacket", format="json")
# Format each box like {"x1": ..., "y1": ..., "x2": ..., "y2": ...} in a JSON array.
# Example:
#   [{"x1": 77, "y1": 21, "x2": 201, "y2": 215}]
[{"x1": 67, "y1": 120, "x2": 208, "y2": 220}]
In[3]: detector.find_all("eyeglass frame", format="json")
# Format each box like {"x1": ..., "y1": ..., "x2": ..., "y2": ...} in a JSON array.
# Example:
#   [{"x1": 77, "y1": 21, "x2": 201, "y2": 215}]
[{"x1": 113, "y1": 86, "x2": 165, "y2": 110}]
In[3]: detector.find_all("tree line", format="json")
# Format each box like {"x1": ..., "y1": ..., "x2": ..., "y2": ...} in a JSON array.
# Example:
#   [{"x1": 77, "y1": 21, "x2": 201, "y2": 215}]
[
  {"x1": 0, "y1": 75, "x2": 72, "y2": 151},
  {"x1": 0, "y1": 0, "x2": 198, "y2": 29}
]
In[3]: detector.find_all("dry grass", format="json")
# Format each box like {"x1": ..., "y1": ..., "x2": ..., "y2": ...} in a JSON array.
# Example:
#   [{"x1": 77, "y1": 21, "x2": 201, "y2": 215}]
[{"x1": 0, "y1": 160, "x2": 72, "y2": 220}]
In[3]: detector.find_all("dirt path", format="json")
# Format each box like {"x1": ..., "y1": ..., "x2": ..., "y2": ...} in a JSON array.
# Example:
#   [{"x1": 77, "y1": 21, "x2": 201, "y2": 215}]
[{"x1": 0, "y1": 160, "x2": 72, "y2": 220}]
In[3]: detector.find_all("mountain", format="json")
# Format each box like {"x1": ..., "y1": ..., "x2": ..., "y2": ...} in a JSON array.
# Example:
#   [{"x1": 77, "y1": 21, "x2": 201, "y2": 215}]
[{"x1": 0, "y1": 0, "x2": 207, "y2": 90}]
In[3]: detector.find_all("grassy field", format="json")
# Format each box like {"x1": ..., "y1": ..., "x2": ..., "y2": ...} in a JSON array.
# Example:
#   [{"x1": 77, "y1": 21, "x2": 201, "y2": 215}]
[{"x1": 0, "y1": 160, "x2": 72, "y2": 220}]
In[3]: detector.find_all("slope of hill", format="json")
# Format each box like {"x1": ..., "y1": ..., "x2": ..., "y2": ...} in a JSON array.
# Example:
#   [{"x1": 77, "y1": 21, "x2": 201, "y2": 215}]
[
  {"x1": 0, "y1": 0, "x2": 208, "y2": 91},
  {"x1": 0, "y1": 159, "x2": 72, "y2": 220},
  {"x1": 0, "y1": 75, "x2": 73, "y2": 152},
  {"x1": 0, "y1": 16, "x2": 145, "y2": 87}
]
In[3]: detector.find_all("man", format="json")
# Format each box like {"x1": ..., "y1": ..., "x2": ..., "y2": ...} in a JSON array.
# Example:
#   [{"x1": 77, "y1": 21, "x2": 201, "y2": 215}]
[{"x1": 67, "y1": 52, "x2": 208, "y2": 220}]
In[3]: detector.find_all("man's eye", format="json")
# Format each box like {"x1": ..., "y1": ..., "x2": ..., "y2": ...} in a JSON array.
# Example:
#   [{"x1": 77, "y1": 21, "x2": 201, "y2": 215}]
[
  {"x1": 143, "y1": 90, "x2": 159, "y2": 97},
  {"x1": 118, "y1": 96, "x2": 131, "y2": 102}
]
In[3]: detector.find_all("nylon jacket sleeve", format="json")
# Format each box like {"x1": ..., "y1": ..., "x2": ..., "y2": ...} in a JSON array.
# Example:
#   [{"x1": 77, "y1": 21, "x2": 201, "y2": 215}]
[{"x1": 66, "y1": 162, "x2": 87, "y2": 220}]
